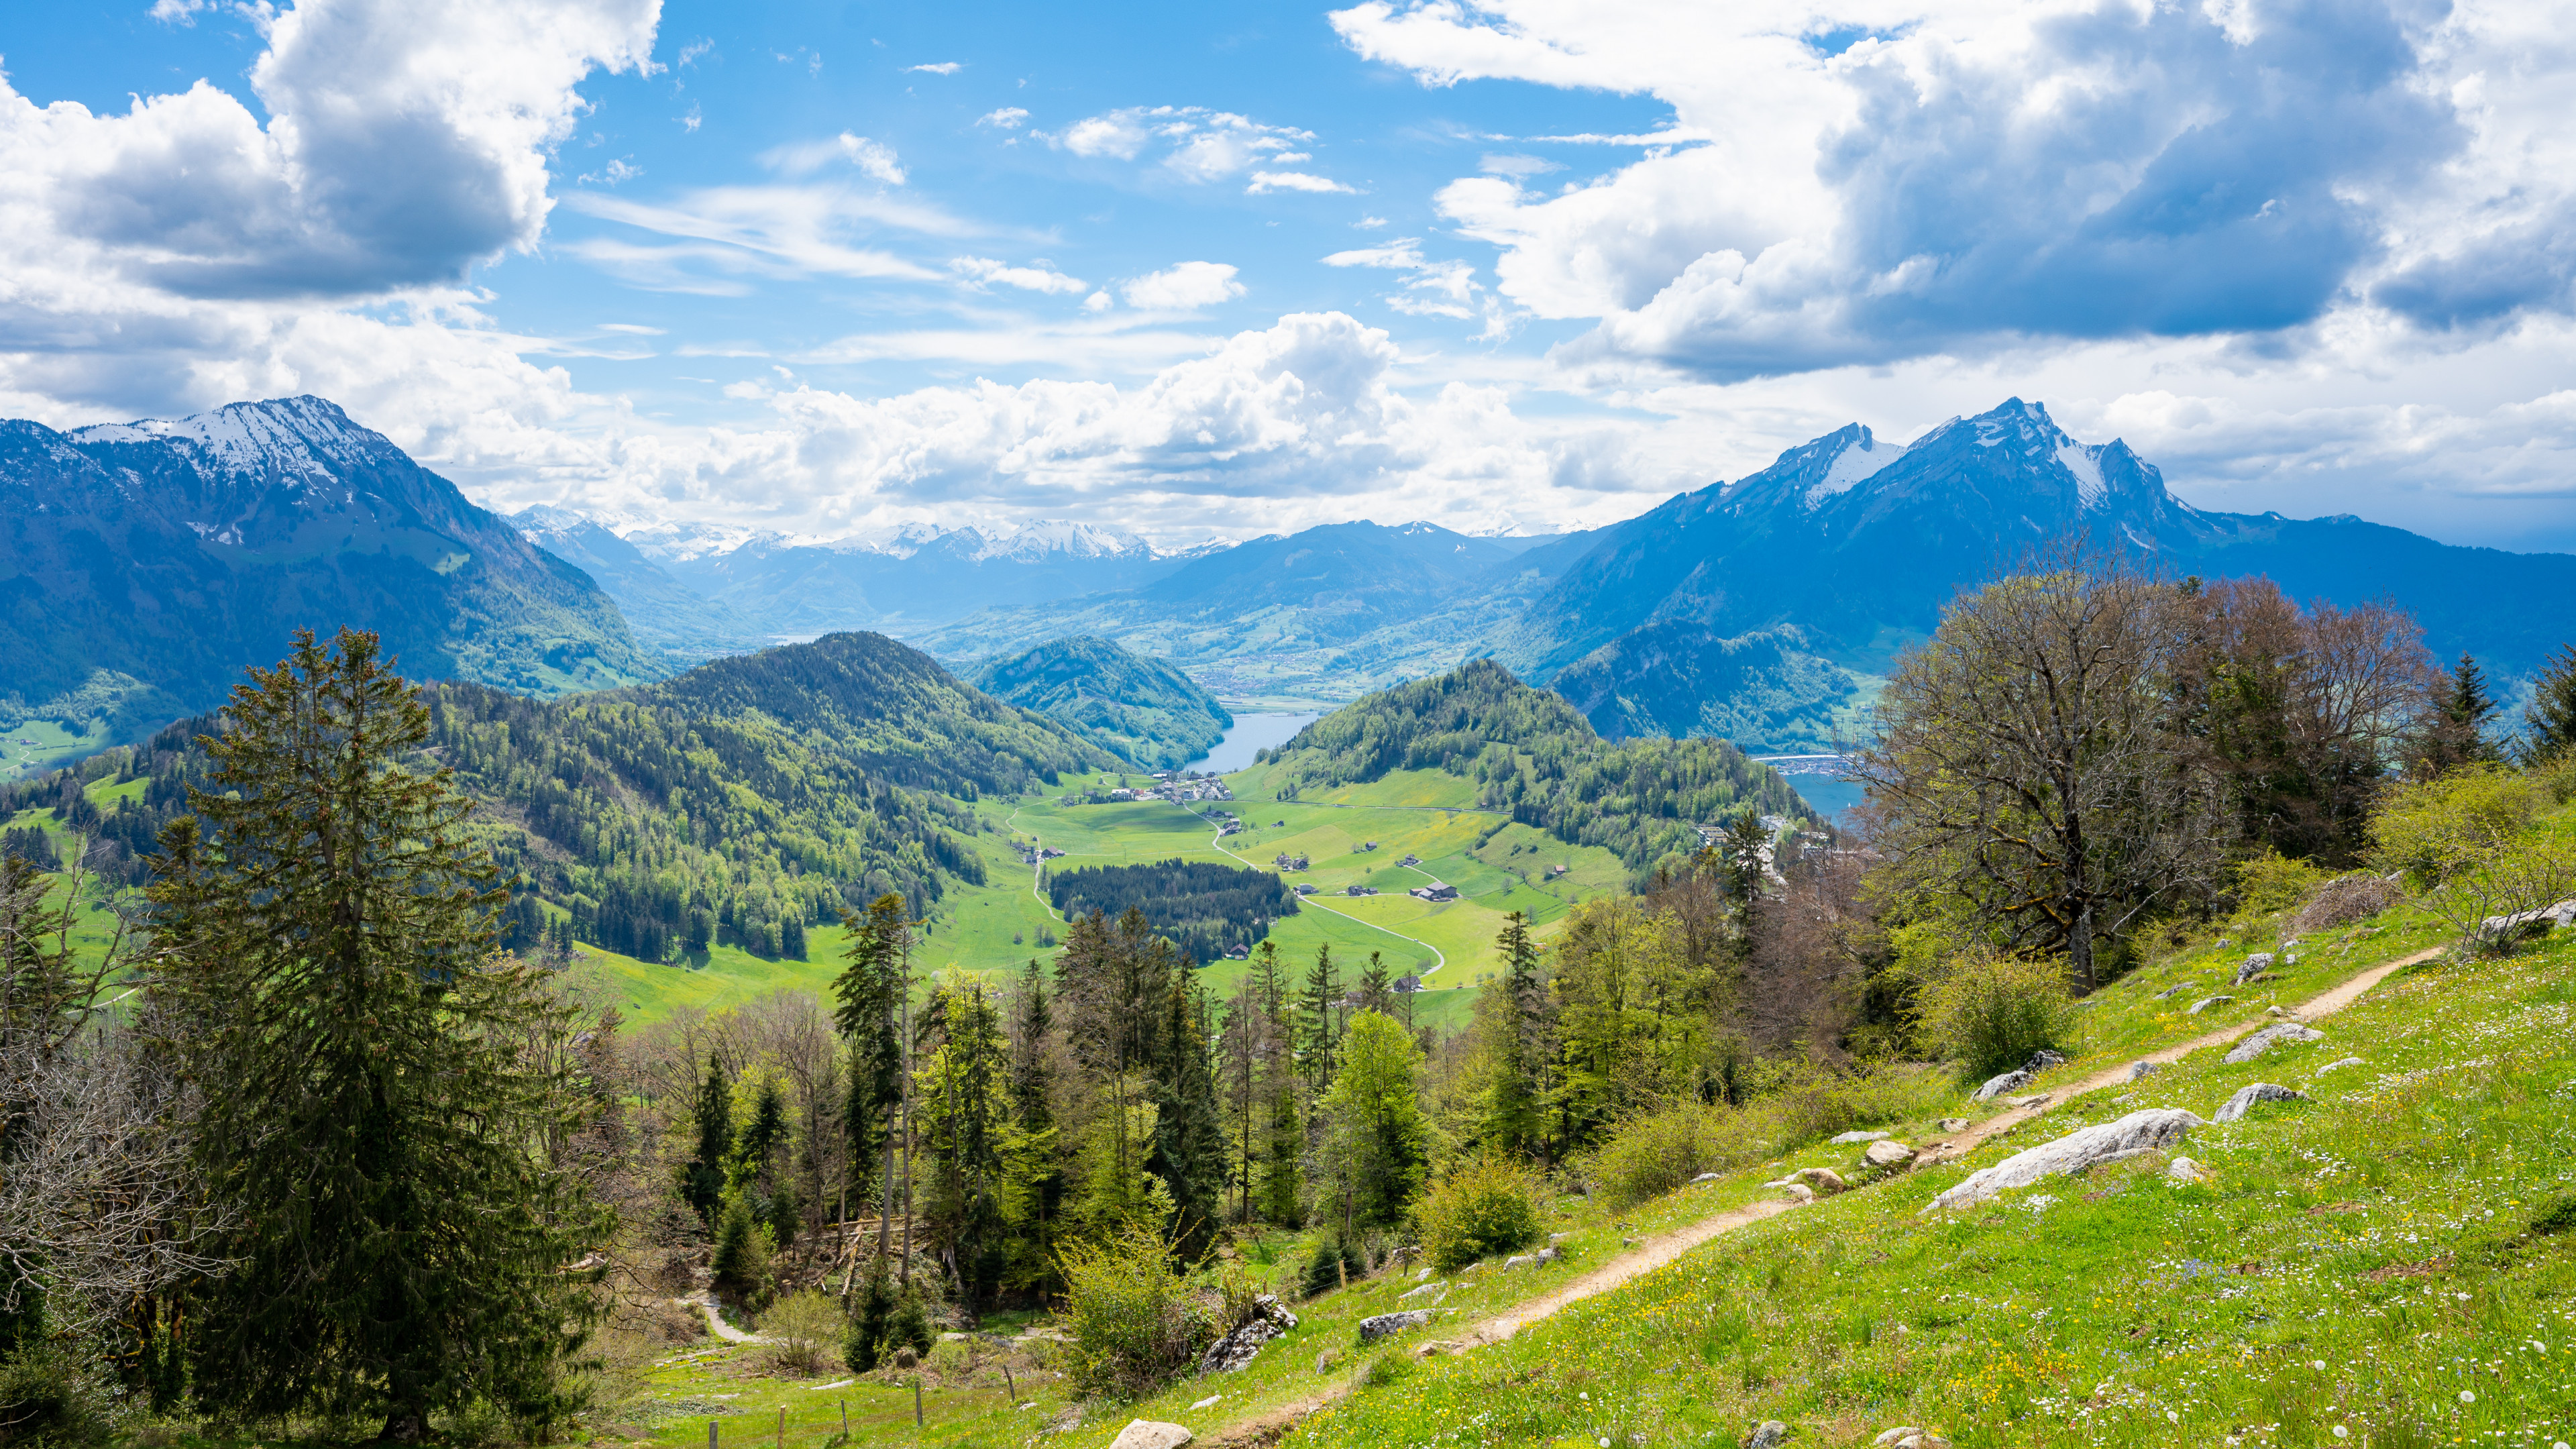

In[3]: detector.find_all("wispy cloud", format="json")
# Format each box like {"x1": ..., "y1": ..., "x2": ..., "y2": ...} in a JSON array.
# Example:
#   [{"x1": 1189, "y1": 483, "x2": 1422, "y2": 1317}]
[
  {"x1": 951, "y1": 256, "x2": 1088, "y2": 295},
  {"x1": 906, "y1": 61, "x2": 961, "y2": 74},
  {"x1": 1123, "y1": 261, "x2": 1245, "y2": 311},
  {"x1": 977, "y1": 107, "x2": 1029, "y2": 129},
  {"x1": 1247, "y1": 170, "x2": 1356, "y2": 195},
  {"x1": 1044, "y1": 105, "x2": 1350, "y2": 193},
  {"x1": 759, "y1": 132, "x2": 906, "y2": 184}
]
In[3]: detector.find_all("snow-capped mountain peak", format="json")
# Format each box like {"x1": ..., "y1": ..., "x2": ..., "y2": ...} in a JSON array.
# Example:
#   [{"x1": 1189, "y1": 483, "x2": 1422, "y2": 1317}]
[{"x1": 66, "y1": 396, "x2": 397, "y2": 486}]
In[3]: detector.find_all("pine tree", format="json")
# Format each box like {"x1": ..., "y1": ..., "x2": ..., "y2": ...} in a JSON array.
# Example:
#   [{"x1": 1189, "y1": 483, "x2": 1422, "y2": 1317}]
[
  {"x1": 834, "y1": 895, "x2": 912, "y2": 1252},
  {"x1": 148, "y1": 628, "x2": 607, "y2": 1440},
  {"x1": 2524, "y1": 644, "x2": 2576, "y2": 765},
  {"x1": 1297, "y1": 944, "x2": 1342, "y2": 1093},
  {"x1": 1250, "y1": 942, "x2": 1301, "y2": 1226},
  {"x1": 687, "y1": 1051, "x2": 733, "y2": 1224},
  {"x1": 2422, "y1": 653, "x2": 2504, "y2": 774},
  {"x1": 1148, "y1": 969, "x2": 1228, "y2": 1258},
  {"x1": 1355, "y1": 951, "x2": 1393, "y2": 1017}
]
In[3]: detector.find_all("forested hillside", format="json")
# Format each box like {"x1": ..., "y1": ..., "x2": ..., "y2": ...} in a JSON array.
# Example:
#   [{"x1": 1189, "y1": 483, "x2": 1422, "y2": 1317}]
[
  {"x1": 969, "y1": 636, "x2": 1232, "y2": 769},
  {"x1": 5, "y1": 631, "x2": 1113, "y2": 965},
  {"x1": 1260, "y1": 657, "x2": 1816, "y2": 868}
]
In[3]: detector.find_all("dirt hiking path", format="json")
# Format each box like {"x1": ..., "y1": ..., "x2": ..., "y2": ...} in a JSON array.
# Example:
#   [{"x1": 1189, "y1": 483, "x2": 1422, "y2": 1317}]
[
  {"x1": 1206, "y1": 945, "x2": 2439, "y2": 1446},
  {"x1": 1917, "y1": 946, "x2": 2440, "y2": 1167}
]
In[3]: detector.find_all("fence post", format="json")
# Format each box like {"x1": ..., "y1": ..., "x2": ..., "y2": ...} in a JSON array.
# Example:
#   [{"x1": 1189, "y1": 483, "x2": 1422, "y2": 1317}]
[
  {"x1": 1003, "y1": 1363, "x2": 1016, "y2": 1405},
  {"x1": 913, "y1": 1377, "x2": 924, "y2": 1428},
  {"x1": 708, "y1": 1419, "x2": 718, "y2": 1449},
  {"x1": 839, "y1": 1399, "x2": 849, "y2": 1438},
  {"x1": 776, "y1": 1405, "x2": 784, "y2": 1449}
]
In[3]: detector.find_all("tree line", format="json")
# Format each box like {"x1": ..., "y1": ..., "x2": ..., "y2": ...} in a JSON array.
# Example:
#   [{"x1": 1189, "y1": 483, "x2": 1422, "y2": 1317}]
[{"x1": 1041, "y1": 858, "x2": 1299, "y2": 964}]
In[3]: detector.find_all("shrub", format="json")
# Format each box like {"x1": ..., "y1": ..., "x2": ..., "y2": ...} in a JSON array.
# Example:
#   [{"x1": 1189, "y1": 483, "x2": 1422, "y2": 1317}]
[
  {"x1": 1590, "y1": 1102, "x2": 1750, "y2": 1212},
  {"x1": 1911, "y1": 951, "x2": 2076, "y2": 1081},
  {"x1": 711, "y1": 1198, "x2": 773, "y2": 1292},
  {"x1": 1415, "y1": 1156, "x2": 1543, "y2": 1271},
  {"x1": 2233, "y1": 849, "x2": 2329, "y2": 916},
  {"x1": 2371, "y1": 766, "x2": 2576, "y2": 951},
  {"x1": 0, "y1": 1342, "x2": 113, "y2": 1446},
  {"x1": 845, "y1": 1261, "x2": 894, "y2": 1373},
  {"x1": 760, "y1": 1291, "x2": 841, "y2": 1377},
  {"x1": 1053, "y1": 1224, "x2": 1212, "y2": 1401},
  {"x1": 2293, "y1": 874, "x2": 2402, "y2": 932},
  {"x1": 1299, "y1": 1237, "x2": 1357, "y2": 1299},
  {"x1": 885, "y1": 1286, "x2": 934, "y2": 1362}
]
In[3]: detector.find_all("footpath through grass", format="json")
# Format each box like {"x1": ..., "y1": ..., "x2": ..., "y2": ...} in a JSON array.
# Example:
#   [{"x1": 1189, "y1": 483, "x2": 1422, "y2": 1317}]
[{"x1": 1286, "y1": 924, "x2": 2576, "y2": 1448}]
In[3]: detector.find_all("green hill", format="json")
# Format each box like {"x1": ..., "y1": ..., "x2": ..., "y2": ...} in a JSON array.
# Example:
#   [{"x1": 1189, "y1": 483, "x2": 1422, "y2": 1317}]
[
  {"x1": 1259, "y1": 657, "x2": 1819, "y2": 871},
  {"x1": 969, "y1": 635, "x2": 1232, "y2": 768}
]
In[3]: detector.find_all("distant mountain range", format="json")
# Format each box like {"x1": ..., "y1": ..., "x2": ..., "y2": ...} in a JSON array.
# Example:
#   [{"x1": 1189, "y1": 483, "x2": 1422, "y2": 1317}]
[
  {"x1": 17, "y1": 392, "x2": 2576, "y2": 778},
  {"x1": 0, "y1": 397, "x2": 661, "y2": 779}
]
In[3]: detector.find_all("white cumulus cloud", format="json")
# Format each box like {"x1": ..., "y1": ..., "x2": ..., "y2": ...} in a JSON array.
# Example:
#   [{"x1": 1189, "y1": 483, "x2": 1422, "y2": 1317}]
[
  {"x1": 951, "y1": 256, "x2": 1089, "y2": 295},
  {"x1": 1124, "y1": 262, "x2": 1247, "y2": 311}
]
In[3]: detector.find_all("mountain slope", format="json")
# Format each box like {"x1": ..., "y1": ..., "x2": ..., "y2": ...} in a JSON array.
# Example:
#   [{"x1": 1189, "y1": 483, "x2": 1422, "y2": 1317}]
[
  {"x1": 512, "y1": 506, "x2": 761, "y2": 661},
  {"x1": 968, "y1": 636, "x2": 1232, "y2": 769},
  {"x1": 1549, "y1": 623, "x2": 1862, "y2": 753},
  {"x1": 0, "y1": 396, "x2": 664, "y2": 777},
  {"x1": 1509, "y1": 398, "x2": 2576, "y2": 753}
]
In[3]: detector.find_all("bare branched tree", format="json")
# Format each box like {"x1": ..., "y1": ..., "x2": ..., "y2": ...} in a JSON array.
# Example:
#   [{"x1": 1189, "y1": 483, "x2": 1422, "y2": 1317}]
[
  {"x1": 1, "y1": 843, "x2": 228, "y2": 1342},
  {"x1": 1857, "y1": 543, "x2": 2227, "y2": 988}
]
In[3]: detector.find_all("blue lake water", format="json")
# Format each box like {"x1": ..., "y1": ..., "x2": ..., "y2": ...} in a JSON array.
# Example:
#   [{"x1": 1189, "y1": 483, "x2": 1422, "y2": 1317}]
[{"x1": 1193, "y1": 712, "x2": 1323, "y2": 774}]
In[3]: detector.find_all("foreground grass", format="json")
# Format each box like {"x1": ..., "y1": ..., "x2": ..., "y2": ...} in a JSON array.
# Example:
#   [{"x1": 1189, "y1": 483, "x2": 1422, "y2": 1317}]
[{"x1": 1289, "y1": 933, "x2": 2576, "y2": 1449}]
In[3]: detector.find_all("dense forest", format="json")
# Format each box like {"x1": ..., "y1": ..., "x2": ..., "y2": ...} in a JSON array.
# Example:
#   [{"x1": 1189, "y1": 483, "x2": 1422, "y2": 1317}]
[
  {"x1": 1042, "y1": 857, "x2": 1299, "y2": 963},
  {"x1": 0, "y1": 632, "x2": 1114, "y2": 963},
  {"x1": 1259, "y1": 657, "x2": 1815, "y2": 869}
]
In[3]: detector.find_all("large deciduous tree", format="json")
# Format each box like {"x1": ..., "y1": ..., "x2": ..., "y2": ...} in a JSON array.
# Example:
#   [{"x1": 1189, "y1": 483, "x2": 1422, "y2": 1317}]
[
  {"x1": 1858, "y1": 549, "x2": 2223, "y2": 989},
  {"x1": 148, "y1": 629, "x2": 606, "y2": 1440}
]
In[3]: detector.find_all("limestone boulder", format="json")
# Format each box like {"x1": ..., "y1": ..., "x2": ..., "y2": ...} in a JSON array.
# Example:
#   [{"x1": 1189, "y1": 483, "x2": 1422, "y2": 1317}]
[
  {"x1": 1356, "y1": 1310, "x2": 1432, "y2": 1344},
  {"x1": 1921, "y1": 1108, "x2": 2206, "y2": 1213},
  {"x1": 2223, "y1": 1023, "x2": 2324, "y2": 1065},
  {"x1": 1109, "y1": 1422, "x2": 1193, "y2": 1449},
  {"x1": 2233, "y1": 954, "x2": 2275, "y2": 986},
  {"x1": 2213, "y1": 1083, "x2": 2307, "y2": 1123},
  {"x1": 1862, "y1": 1140, "x2": 1916, "y2": 1169},
  {"x1": 1972, "y1": 1069, "x2": 2032, "y2": 1102}
]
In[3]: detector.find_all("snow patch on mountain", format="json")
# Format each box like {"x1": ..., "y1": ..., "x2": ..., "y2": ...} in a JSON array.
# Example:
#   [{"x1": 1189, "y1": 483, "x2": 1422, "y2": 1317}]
[
  {"x1": 2057, "y1": 442, "x2": 2108, "y2": 508},
  {"x1": 1802, "y1": 429, "x2": 1907, "y2": 510}
]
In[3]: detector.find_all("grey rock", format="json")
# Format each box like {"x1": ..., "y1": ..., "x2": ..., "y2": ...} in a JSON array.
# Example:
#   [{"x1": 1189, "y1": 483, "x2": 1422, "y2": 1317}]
[
  {"x1": 1922, "y1": 1108, "x2": 2206, "y2": 1213},
  {"x1": 2023, "y1": 1048, "x2": 2069, "y2": 1073},
  {"x1": 2477, "y1": 898, "x2": 2576, "y2": 944},
  {"x1": 1356, "y1": 1310, "x2": 1433, "y2": 1344},
  {"x1": 2223, "y1": 1023, "x2": 2324, "y2": 1064},
  {"x1": 2003, "y1": 1093, "x2": 2053, "y2": 1109},
  {"x1": 1314, "y1": 1350, "x2": 1334, "y2": 1374},
  {"x1": 1501, "y1": 1253, "x2": 1536, "y2": 1270},
  {"x1": 1972, "y1": 1069, "x2": 2032, "y2": 1102},
  {"x1": 2127, "y1": 1059, "x2": 2163, "y2": 1081},
  {"x1": 1397, "y1": 1282, "x2": 1444, "y2": 1303},
  {"x1": 1198, "y1": 1295, "x2": 1299, "y2": 1375},
  {"x1": 2214, "y1": 938, "x2": 2235, "y2": 948},
  {"x1": 1746, "y1": 1422, "x2": 1788, "y2": 1449},
  {"x1": 1688, "y1": 1171, "x2": 1723, "y2": 1184},
  {"x1": 1873, "y1": 1431, "x2": 1923, "y2": 1448},
  {"x1": 2213, "y1": 1083, "x2": 2308, "y2": 1123},
  {"x1": 1830, "y1": 1130, "x2": 1890, "y2": 1144},
  {"x1": 1108, "y1": 1422, "x2": 1193, "y2": 1449},
  {"x1": 2314, "y1": 1056, "x2": 2366, "y2": 1075},
  {"x1": 2186, "y1": 996, "x2": 2234, "y2": 1015},
  {"x1": 2153, "y1": 982, "x2": 2195, "y2": 1000},
  {"x1": 2233, "y1": 953, "x2": 2275, "y2": 986},
  {"x1": 1862, "y1": 1140, "x2": 1915, "y2": 1169},
  {"x1": 1792, "y1": 1167, "x2": 1847, "y2": 1193},
  {"x1": 2165, "y1": 1156, "x2": 2206, "y2": 1184},
  {"x1": 1937, "y1": 1118, "x2": 1970, "y2": 1132},
  {"x1": 1775, "y1": 1182, "x2": 1816, "y2": 1203}
]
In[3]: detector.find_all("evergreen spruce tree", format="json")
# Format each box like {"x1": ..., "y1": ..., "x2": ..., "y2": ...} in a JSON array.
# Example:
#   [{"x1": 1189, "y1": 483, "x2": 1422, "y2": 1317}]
[
  {"x1": 1355, "y1": 951, "x2": 1393, "y2": 1017},
  {"x1": 833, "y1": 896, "x2": 912, "y2": 1251},
  {"x1": 1008, "y1": 957, "x2": 1062, "y2": 1260},
  {"x1": 1297, "y1": 945, "x2": 1342, "y2": 1093},
  {"x1": 686, "y1": 1051, "x2": 733, "y2": 1224},
  {"x1": 2524, "y1": 644, "x2": 2576, "y2": 765},
  {"x1": 1250, "y1": 943, "x2": 1301, "y2": 1226},
  {"x1": 1474, "y1": 911, "x2": 1546, "y2": 1157},
  {"x1": 2422, "y1": 653, "x2": 2504, "y2": 773},
  {"x1": 147, "y1": 629, "x2": 607, "y2": 1440},
  {"x1": 1147, "y1": 969, "x2": 1228, "y2": 1258}
]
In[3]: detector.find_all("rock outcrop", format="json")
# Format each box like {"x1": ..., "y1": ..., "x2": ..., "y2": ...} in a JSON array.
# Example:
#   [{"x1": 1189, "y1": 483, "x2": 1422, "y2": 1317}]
[
  {"x1": 1199, "y1": 1295, "x2": 1299, "y2": 1375},
  {"x1": 2213, "y1": 1083, "x2": 2308, "y2": 1122},
  {"x1": 1357, "y1": 1310, "x2": 1434, "y2": 1344}
]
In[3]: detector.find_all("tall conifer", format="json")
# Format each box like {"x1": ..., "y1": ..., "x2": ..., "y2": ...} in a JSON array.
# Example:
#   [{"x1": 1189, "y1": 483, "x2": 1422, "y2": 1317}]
[{"x1": 148, "y1": 629, "x2": 606, "y2": 1440}]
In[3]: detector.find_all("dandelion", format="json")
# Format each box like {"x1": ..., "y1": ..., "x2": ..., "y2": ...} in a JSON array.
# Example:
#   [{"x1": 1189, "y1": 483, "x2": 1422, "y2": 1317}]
[
  {"x1": 2458, "y1": 1389, "x2": 2475, "y2": 1403},
  {"x1": 2332, "y1": 1429, "x2": 2347, "y2": 1440}
]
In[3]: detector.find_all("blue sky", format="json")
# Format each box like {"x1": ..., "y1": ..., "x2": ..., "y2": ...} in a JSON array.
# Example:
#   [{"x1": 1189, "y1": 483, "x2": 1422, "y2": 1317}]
[{"x1": 3, "y1": 0, "x2": 2575, "y2": 549}]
